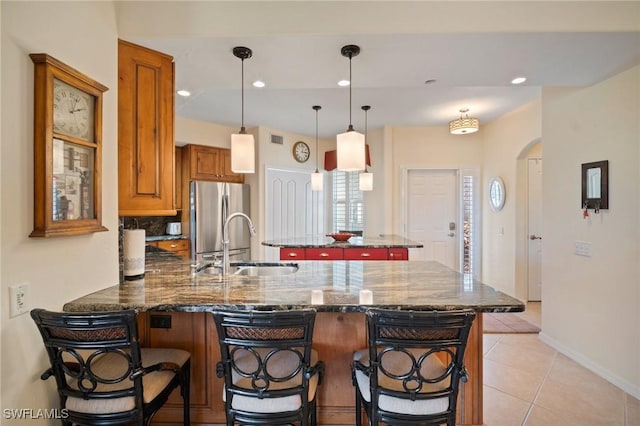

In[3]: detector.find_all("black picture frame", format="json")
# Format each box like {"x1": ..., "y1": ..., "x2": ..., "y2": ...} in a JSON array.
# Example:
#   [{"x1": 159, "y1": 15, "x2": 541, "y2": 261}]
[{"x1": 581, "y1": 160, "x2": 608, "y2": 210}]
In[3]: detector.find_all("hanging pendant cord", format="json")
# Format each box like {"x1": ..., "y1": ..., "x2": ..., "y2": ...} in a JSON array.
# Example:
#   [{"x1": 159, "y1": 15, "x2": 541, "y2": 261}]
[
  {"x1": 348, "y1": 54, "x2": 353, "y2": 130},
  {"x1": 240, "y1": 58, "x2": 245, "y2": 133},
  {"x1": 316, "y1": 108, "x2": 319, "y2": 171}
]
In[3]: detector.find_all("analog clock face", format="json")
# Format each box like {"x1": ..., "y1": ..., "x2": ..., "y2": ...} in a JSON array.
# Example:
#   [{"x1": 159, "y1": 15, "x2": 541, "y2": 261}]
[
  {"x1": 293, "y1": 141, "x2": 310, "y2": 163},
  {"x1": 53, "y1": 78, "x2": 95, "y2": 140}
]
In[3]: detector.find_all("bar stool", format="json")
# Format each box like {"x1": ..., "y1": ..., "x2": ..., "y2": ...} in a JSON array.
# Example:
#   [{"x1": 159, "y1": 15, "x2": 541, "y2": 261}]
[
  {"x1": 352, "y1": 308, "x2": 476, "y2": 426},
  {"x1": 30, "y1": 309, "x2": 191, "y2": 426},
  {"x1": 212, "y1": 309, "x2": 324, "y2": 426}
]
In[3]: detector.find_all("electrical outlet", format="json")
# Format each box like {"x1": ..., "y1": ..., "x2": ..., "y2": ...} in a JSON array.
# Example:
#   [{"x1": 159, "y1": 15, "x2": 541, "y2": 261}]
[
  {"x1": 575, "y1": 241, "x2": 592, "y2": 257},
  {"x1": 9, "y1": 284, "x2": 30, "y2": 317}
]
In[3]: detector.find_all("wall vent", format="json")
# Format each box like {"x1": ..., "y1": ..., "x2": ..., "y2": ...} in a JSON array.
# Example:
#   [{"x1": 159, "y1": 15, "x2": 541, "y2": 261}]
[{"x1": 271, "y1": 134, "x2": 284, "y2": 145}]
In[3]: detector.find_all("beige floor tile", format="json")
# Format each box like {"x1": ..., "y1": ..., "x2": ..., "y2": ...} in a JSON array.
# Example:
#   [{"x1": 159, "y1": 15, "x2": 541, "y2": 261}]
[
  {"x1": 547, "y1": 353, "x2": 626, "y2": 395},
  {"x1": 484, "y1": 357, "x2": 545, "y2": 402},
  {"x1": 534, "y1": 376, "x2": 625, "y2": 425},
  {"x1": 482, "y1": 385, "x2": 531, "y2": 426},
  {"x1": 483, "y1": 333, "x2": 502, "y2": 355},
  {"x1": 484, "y1": 337, "x2": 555, "y2": 377},
  {"x1": 524, "y1": 403, "x2": 582, "y2": 426}
]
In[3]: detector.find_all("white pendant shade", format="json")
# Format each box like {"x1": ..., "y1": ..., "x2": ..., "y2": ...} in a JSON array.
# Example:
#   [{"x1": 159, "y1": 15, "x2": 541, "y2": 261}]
[
  {"x1": 359, "y1": 171, "x2": 373, "y2": 191},
  {"x1": 311, "y1": 171, "x2": 323, "y2": 191},
  {"x1": 231, "y1": 133, "x2": 255, "y2": 173},
  {"x1": 337, "y1": 130, "x2": 365, "y2": 171}
]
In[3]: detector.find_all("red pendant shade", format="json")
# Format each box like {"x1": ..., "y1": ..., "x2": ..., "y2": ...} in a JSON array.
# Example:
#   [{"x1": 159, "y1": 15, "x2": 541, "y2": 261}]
[{"x1": 324, "y1": 145, "x2": 371, "y2": 171}]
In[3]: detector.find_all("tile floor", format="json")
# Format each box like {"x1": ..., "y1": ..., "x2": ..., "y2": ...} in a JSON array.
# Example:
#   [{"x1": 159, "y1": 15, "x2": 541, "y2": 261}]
[{"x1": 483, "y1": 302, "x2": 640, "y2": 426}]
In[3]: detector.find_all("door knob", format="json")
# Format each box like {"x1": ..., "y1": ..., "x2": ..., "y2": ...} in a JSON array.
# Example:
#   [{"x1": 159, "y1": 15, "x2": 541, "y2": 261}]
[{"x1": 530, "y1": 234, "x2": 542, "y2": 240}]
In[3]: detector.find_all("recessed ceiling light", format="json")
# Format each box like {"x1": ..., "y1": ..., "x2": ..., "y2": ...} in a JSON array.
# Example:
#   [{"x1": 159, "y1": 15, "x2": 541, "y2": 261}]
[
  {"x1": 176, "y1": 89, "x2": 191, "y2": 97},
  {"x1": 338, "y1": 80, "x2": 350, "y2": 87},
  {"x1": 511, "y1": 77, "x2": 527, "y2": 85},
  {"x1": 252, "y1": 80, "x2": 265, "y2": 88}
]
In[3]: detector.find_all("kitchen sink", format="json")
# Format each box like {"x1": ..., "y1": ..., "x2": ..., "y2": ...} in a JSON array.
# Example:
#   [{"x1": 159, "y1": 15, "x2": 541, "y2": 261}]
[
  {"x1": 198, "y1": 262, "x2": 298, "y2": 277},
  {"x1": 231, "y1": 262, "x2": 299, "y2": 276}
]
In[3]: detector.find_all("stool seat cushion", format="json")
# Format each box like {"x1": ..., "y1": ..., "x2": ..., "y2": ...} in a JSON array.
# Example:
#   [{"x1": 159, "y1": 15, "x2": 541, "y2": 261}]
[
  {"x1": 353, "y1": 348, "x2": 449, "y2": 415},
  {"x1": 65, "y1": 348, "x2": 190, "y2": 415},
  {"x1": 224, "y1": 348, "x2": 320, "y2": 414}
]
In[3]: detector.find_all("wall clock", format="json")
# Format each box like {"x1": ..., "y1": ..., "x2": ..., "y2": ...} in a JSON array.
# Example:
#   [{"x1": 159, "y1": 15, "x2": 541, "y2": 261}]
[
  {"x1": 488, "y1": 176, "x2": 506, "y2": 212},
  {"x1": 30, "y1": 53, "x2": 108, "y2": 237},
  {"x1": 292, "y1": 141, "x2": 310, "y2": 163}
]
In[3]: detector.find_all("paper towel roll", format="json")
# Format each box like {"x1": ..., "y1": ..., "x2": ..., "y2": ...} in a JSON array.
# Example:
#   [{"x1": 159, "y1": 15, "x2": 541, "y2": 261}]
[{"x1": 124, "y1": 229, "x2": 145, "y2": 279}]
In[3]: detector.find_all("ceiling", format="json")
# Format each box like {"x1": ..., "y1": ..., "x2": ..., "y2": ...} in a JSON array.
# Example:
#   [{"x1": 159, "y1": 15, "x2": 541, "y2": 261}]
[{"x1": 129, "y1": 18, "x2": 640, "y2": 139}]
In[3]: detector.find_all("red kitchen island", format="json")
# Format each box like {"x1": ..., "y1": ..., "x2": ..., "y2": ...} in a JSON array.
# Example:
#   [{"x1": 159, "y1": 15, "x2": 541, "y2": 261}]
[
  {"x1": 63, "y1": 250, "x2": 523, "y2": 425},
  {"x1": 262, "y1": 234, "x2": 424, "y2": 261}
]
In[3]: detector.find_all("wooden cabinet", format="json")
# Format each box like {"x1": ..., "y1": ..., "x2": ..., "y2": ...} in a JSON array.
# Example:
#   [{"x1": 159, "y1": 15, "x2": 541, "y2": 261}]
[
  {"x1": 137, "y1": 312, "x2": 224, "y2": 425},
  {"x1": 118, "y1": 39, "x2": 176, "y2": 216},
  {"x1": 183, "y1": 144, "x2": 244, "y2": 183},
  {"x1": 147, "y1": 239, "x2": 190, "y2": 259},
  {"x1": 175, "y1": 146, "x2": 183, "y2": 210},
  {"x1": 137, "y1": 311, "x2": 367, "y2": 425},
  {"x1": 388, "y1": 247, "x2": 409, "y2": 261},
  {"x1": 343, "y1": 247, "x2": 388, "y2": 260},
  {"x1": 280, "y1": 248, "x2": 305, "y2": 260},
  {"x1": 280, "y1": 247, "x2": 409, "y2": 261},
  {"x1": 305, "y1": 248, "x2": 344, "y2": 260}
]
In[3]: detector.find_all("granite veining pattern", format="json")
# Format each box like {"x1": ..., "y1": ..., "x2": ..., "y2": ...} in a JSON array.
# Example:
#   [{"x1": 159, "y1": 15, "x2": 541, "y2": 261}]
[
  {"x1": 64, "y1": 252, "x2": 524, "y2": 313},
  {"x1": 261, "y1": 234, "x2": 424, "y2": 248}
]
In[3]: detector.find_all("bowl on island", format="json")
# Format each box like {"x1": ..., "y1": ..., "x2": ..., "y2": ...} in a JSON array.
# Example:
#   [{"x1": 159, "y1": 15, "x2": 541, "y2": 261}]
[{"x1": 326, "y1": 232, "x2": 354, "y2": 242}]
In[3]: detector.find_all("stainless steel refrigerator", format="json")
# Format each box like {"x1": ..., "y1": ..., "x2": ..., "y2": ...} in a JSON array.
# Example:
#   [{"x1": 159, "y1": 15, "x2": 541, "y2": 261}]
[{"x1": 189, "y1": 181, "x2": 251, "y2": 262}]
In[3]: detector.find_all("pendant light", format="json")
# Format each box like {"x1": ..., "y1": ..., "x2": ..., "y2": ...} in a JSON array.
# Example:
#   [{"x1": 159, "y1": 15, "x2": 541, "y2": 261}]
[
  {"x1": 359, "y1": 105, "x2": 373, "y2": 191},
  {"x1": 311, "y1": 105, "x2": 323, "y2": 191},
  {"x1": 337, "y1": 45, "x2": 365, "y2": 171},
  {"x1": 230, "y1": 46, "x2": 255, "y2": 173},
  {"x1": 449, "y1": 108, "x2": 480, "y2": 135}
]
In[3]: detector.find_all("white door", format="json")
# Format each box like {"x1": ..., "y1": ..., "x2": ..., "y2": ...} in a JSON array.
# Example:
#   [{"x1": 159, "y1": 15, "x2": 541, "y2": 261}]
[
  {"x1": 265, "y1": 168, "x2": 324, "y2": 261},
  {"x1": 406, "y1": 169, "x2": 458, "y2": 269},
  {"x1": 527, "y1": 158, "x2": 543, "y2": 301}
]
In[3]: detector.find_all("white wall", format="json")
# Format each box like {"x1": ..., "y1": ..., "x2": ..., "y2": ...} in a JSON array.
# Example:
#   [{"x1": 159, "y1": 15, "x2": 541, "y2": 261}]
[
  {"x1": 389, "y1": 126, "x2": 484, "y2": 236},
  {"x1": 481, "y1": 100, "x2": 542, "y2": 297},
  {"x1": 540, "y1": 66, "x2": 640, "y2": 397},
  {"x1": 1, "y1": 1, "x2": 119, "y2": 422}
]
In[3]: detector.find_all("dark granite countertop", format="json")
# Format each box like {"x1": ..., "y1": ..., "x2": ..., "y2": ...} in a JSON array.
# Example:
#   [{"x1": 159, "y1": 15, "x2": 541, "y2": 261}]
[
  {"x1": 261, "y1": 234, "x2": 424, "y2": 248},
  {"x1": 145, "y1": 235, "x2": 188, "y2": 242},
  {"x1": 64, "y1": 251, "x2": 523, "y2": 313}
]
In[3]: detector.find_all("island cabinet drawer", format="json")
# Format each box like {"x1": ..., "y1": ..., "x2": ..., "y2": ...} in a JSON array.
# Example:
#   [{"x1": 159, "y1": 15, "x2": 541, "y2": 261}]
[
  {"x1": 305, "y1": 248, "x2": 344, "y2": 260},
  {"x1": 280, "y1": 248, "x2": 305, "y2": 260},
  {"x1": 343, "y1": 247, "x2": 388, "y2": 260},
  {"x1": 388, "y1": 248, "x2": 409, "y2": 261}
]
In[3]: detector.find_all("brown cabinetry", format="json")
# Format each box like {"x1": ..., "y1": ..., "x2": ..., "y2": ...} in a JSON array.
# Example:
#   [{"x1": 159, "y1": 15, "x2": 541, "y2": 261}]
[
  {"x1": 147, "y1": 239, "x2": 190, "y2": 259},
  {"x1": 175, "y1": 146, "x2": 183, "y2": 210},
  {"x1": 182, "y1": 144, "x2": 244, "y2": 183},
  {"x1": 118, "y1": 39, "x2": 176, "y2": 216},
  {"x1": 137, "y1": 311, "x2": 367, "y2": 425}
]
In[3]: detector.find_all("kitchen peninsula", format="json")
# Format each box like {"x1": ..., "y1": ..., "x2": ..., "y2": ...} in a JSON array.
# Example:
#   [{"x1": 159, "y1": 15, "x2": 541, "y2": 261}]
[
  {"x1": 263, "y1": 234, "x2": 424, "y2": 261},
  {"x1": 64, "y1": 250, "x2": 523, "y2": 425}
]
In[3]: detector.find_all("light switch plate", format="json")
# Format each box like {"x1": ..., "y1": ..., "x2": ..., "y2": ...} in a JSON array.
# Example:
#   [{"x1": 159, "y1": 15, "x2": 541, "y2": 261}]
[
  {"x1": 575, "y1": 241, "x2": 592, "y2": 257},
  {"x1": 9, "y1": 284, "x2": 30, "y2": 317}
]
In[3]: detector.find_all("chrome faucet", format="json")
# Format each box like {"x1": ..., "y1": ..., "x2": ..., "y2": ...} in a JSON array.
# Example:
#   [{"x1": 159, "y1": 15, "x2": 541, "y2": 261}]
[{"x1": 222, "y1": 212, "x2": 256, "y2": 276}]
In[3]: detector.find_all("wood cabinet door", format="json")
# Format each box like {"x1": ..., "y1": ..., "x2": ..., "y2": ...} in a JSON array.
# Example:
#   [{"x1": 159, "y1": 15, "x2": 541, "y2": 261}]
[
  {"x1": 139, "y1": 312, "x2": 225, "y2": 425},
  {"x1": 388, "y1": 248, "x2": 409, "y2": 260},
  {"x1": 188, "y1": 144, "x2": 222, "y2": 180},
  {"x1": 118, "y1": 39, "x2": 175, "y2": 216},
  {"x1": 343, "y1": 247, "x2": 388, "y2": 260},
  {"x1": 280, "y1": 248, "x2": 305, "y2": 260},
  {"x1": 220, "y1": 148, "x2": 244, "y2": 183},
  {"x1": 305, "y1": 248, "x2": 344, "y2": 260}
]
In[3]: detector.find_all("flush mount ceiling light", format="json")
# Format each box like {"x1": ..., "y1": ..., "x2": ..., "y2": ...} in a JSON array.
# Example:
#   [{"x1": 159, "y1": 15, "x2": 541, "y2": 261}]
[
  {"x1": 311, "y1": 105, "x2": 323, "y2": 192},
  {"x1": 449, "y1": 108, "x2": 480, "y2": 135},
  {"x1": 230, "y1": 46, "x2": 255, "y2": 173},
  {"x1": 336, "y1": 44, "x2": 365, "y2": 172},
  {"x1": 359, "y1": 105, "x2": 373, "y2": 191}
]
